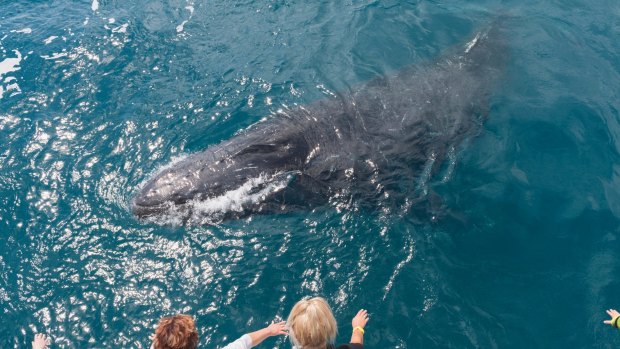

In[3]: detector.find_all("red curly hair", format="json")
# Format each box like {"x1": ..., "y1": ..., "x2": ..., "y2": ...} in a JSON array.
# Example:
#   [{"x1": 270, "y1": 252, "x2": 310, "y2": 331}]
[{"x1": 152, "y1": 314, "x2": 199, "y2": 349}]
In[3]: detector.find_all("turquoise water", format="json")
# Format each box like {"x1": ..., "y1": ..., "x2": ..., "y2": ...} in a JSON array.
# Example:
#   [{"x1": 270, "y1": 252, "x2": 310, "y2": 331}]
[{"x1": 2, "y1": 0, "x2": 620, "y2": 348}]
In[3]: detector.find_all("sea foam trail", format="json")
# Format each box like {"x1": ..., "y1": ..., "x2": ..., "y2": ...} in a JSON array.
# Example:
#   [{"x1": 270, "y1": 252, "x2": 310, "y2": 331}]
[{"x1": 0, "y1": 50, "x2": 22, "y2": 99}]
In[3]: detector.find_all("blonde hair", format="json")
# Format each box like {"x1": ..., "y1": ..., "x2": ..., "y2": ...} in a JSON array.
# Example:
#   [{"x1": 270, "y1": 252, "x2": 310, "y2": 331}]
[
  {"x1": 287, "y1": 297, "x2": 338, "y2": 349},
  {"x1": 152, "y1": 314, "x2": 199, "y2": 349}
]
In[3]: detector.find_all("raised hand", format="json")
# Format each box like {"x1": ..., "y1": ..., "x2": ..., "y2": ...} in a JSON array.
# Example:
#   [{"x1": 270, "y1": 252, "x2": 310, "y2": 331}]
[
  {"x1": 352, "y1": 309, "x2": 369, "y2": 329},
  {"x1": 32, "y1": 333, "x2": 48, "y2": 349},
  {"x1": 604, "y1": 309, "x2": 620, "y2": 327},
  {"x1": 266, "y1": 321, "x2": 288, "y2": 336}
]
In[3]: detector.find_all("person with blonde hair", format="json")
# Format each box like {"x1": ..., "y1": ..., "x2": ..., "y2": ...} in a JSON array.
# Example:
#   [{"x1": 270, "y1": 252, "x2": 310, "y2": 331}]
[
  {"x1": 287, "y1": 297, "x2": 369, "y2": 349},
  {"x1": 151, "y1": 314, "x2": 287, "y2": 349}
]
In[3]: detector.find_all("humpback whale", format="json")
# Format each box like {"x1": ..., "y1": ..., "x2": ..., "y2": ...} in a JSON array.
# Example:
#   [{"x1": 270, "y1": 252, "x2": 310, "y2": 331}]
[{"x1": 131, "y1": 23, "x2": 507, "y2": 223}]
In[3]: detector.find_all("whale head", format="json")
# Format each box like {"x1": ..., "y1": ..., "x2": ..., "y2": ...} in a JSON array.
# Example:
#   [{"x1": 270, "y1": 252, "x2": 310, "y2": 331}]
[{"x1": 131, "y1": 126, "x2": 311, "y2": 221}]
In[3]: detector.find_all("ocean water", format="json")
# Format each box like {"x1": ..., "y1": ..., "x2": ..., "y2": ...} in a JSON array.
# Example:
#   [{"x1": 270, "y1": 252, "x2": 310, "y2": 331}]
[{"x1": 2, "y1": 0, "x2": 620, "y2": 348}]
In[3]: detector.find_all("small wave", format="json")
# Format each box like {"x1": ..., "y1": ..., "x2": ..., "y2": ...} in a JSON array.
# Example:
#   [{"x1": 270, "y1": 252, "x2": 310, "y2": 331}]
[{"x1": 0, "y1": 50, "x2": 23, "y2": 100}]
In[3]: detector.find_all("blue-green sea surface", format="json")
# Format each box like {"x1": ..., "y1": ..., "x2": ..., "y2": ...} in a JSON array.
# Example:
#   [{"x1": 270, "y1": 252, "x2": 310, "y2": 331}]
[{"x1": 2, "y1": 1, "x2": 620, "y2": 348}]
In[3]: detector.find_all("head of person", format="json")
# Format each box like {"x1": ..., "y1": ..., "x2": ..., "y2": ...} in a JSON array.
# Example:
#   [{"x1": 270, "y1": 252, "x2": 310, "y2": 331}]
[
  {"x1": 287, "y1": 297, "x2": 338, "y2": 349},
  {"x1": 152, "y1": 314, "x2": 199, "y2": 349}
]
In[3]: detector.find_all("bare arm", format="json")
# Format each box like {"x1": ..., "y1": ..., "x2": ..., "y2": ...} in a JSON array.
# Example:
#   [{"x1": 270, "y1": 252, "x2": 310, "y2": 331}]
[
  {"x1": 349, "y1": 309, "x2": 369, "y2": 345},
  {"x1": 248, "y1": 321, "x2": 288, "y2": 347},
  {"x1": 221, "y1": 321, "x2": 287, "y2": 349}
]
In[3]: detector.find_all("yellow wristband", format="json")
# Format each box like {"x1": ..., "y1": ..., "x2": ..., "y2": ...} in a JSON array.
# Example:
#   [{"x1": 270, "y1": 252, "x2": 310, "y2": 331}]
[
  {"x1": 353, "y1": 326, "x2": 365, "y2": 335},
  {"x1": 613, "y1": 316, "x2": 620, "y2": 328}
]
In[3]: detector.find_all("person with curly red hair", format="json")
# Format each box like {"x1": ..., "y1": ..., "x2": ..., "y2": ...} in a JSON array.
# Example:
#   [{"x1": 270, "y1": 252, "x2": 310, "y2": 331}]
[{"x1": 151, "y1": 314, "x2": 287, "y2": 349}]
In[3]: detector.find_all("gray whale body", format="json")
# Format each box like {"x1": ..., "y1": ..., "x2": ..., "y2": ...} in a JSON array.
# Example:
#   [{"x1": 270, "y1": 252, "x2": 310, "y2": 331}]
[{"x1": 132, "y1": 23, "x2": 507, "y2": 223}]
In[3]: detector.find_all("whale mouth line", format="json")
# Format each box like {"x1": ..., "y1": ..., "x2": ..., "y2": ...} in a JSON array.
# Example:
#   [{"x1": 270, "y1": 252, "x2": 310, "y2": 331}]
[
  {"x1": 132, "y1": 171, "x2": 297, "y2": 224},
  {"x1": 131, "y1": 200, "x2": 174, "y2": 217}
]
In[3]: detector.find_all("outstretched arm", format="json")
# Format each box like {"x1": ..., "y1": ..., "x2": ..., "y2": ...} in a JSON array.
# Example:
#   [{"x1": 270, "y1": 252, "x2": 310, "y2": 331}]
[
  {"x1": 221, "y1": 321, "x2": 287, "y2": 349},
  {"x1": 349, "y1": 309, "x2": 369, "y2": 345},
  {"x1": 248, "y1": 321, "x2": 288, "y2": 347}
]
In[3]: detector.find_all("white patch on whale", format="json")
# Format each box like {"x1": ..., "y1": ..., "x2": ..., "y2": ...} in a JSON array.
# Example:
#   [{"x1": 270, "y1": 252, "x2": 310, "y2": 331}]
[
  {"x1": 139, "y1": 170, "x2": 293, "y2": 225},
  {"x1": 189, "y1": 172, "x2": 291, "y2": 221},
  {"x1": 464, "y1": 33, "x2": 480, "y2": 53}
]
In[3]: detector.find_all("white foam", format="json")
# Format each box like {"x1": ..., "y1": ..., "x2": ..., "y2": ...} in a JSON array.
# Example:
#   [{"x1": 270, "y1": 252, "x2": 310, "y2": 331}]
[
  {"x1": 464, "y1": 33, "x2": 480, "y2": 53},
  {"x1": 190, "y1": 172, "x2": 291, "y2": 218},
  {"x1": 5, "y1": 82, "x2": 20, "y2": 94},
  {"x1": 112, "y1": 23, "x2": 129, "y2": 33},
  {"x1": 41, "y1": 45, "x2": 99, "y2": 63},
  {"x1": 0, "y1": 50, "x2": 21, "y2": 77},
  {"x1": 382, "y1": 235, "x2": 415, "y2": 300},
  {"x1": 176, "y1": 20, "x2": 189, "y2": 33},
  {"x1": 40, "y1": 52, "x2": 68, "y2": 60},
  {"x1": 43, "y1": 36, "x2": 58, "y2": 45},
  {"x1": 0, "y1": 114, "x2": 21, "y2": 130},
  {"x1": 176, "y1": 5, "x2": 195, "y2": 34},
  {"x1": 0, "y1": 50, "x2": 22, "y2": 99},
  {"x1": 316, "y1": 84, "x2": 337, "y2": 98},
  {"x1": 91, "y1": 0, "x2": 99, "y2": 11},
  {"x1": 0, "y1": 83, "x2": 20, "y2": 100},
  {"x1": 74, "y1": 46, "x2": 100, "y2": 63},
  {"x1": 11, "y1": 28, "x2": 32, "y2": 34}
]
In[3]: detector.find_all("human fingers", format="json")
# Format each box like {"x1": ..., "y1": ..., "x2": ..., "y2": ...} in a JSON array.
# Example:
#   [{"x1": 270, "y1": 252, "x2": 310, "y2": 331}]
[
  {"x1": 612, "y1": 309, "x2": 620, "y2": 317},
  {"x1": 352, "y1": 309, "x2": 369, "y2": 327},
  {"x1": 605, "y1": 320, "x2": 611, "y2": 324},
  {"x1": 359, "y1": 309, "x2": 369, "y2": 318},
  {"x1": 278, "y1": 324, "x2": 288, "y2": 335},
  {"x1": 32, "y1": 334, "x2": 46, "y2": 349},
  {"x1": 272, "y1": 321, "x2": 287, "y2": 335},
  {"x1": 353, "y1": 310, "x2": 364, "y2": 321},
  {"x1": 362, "y1": 313, "x2": 369, "y2": 326}
]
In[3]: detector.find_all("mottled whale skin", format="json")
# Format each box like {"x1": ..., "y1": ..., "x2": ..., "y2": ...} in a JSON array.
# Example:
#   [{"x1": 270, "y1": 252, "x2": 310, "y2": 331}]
[{"x1": 132, "y1": 23, "x2": 507, "y2": 222}]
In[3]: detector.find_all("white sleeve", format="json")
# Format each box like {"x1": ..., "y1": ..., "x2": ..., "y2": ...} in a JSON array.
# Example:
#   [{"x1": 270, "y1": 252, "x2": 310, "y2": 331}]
[{"x1": 220, "y1": 334, "x2": 253, "y2": 349}]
